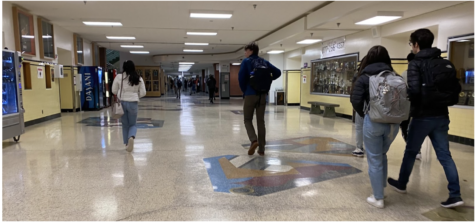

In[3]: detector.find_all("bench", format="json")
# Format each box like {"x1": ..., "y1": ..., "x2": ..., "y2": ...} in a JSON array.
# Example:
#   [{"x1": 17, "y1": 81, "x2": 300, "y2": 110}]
[{"x1": 308, "y1": 102, "x2": 340, "y2": 118}]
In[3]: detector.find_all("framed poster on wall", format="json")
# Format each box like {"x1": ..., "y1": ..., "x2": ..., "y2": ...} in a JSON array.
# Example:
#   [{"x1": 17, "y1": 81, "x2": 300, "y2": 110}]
[{"x1": 13, "y1": 7, "x2": 36, "y2": 56}]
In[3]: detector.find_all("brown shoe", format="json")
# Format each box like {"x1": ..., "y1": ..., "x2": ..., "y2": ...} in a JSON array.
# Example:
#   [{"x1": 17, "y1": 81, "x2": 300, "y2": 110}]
[
  {"x1": 258, "y1": 151, "x2": 265, "y2": 156},
  {"x1": 248, "y1": 141, "x2": 259, "y2": 155}
]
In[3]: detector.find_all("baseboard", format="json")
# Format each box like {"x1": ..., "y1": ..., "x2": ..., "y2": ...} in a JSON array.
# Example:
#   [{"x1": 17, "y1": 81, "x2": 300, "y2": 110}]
[
  {"x1": 448, "y1": 135, "x2": 474, "y2": 146},
  {"x1": 287, "y1": 103, "x2": 300, "y2": 106},
  {"x1": 25, "y1": 113, "x2": 61, "y2": 127},
  {"x1": 220, "y1": 97, "x2": 230, "y2": 100},
  {"x1": 300, "y1": 106, "x2": 310, "y2": 111},
  {"x1": 230, "y1": 95, "x2": 242, "y2": 98}
]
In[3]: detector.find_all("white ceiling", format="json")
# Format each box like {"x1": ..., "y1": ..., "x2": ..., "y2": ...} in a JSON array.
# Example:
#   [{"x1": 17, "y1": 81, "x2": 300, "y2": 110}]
[{"x1": 9, "y1": 1, "x2": 466, "y2": 73}]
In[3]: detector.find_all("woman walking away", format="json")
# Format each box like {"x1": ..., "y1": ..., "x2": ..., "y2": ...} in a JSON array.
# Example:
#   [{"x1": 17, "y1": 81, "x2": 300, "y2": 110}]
[
  {"x1": 351, "y1": 56, "x2": 368, "y2": 157},
  {"x1": 112, "y1": 60, "x2": 146, "y2": 152},
  {"x1": 350, "y1": 46, "x2": 401, "y2": 209}
]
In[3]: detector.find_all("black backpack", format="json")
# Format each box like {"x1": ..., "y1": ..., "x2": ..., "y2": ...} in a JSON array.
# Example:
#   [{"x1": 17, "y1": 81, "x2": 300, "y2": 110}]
[
  {"x1": 249, "y1": 57, "x2": 273, "y2": 95},
  {"x1": 420, "y1": 56, "x2": 461, "y2": 107},
  {"x1": 177, "y1": 80, "x2": 182, "y2": 87}
]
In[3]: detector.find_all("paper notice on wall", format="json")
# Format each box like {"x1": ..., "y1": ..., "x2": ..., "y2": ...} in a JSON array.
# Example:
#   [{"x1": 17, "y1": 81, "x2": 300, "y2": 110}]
[
  {"x1": 303, "y1": 75, "x2": 307, "y2": 83},
  {"x1": 322, "y1": 37, "x2": 345, "y2": 58},
  {"x1": 37, "y1": 67, "x2": 44, "y2": 79}
]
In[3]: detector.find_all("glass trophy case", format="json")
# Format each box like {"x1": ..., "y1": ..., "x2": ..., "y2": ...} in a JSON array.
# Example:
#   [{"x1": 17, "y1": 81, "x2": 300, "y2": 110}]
[
  {"x1": 447, "y1": 34, "x2": 474, "y2": 106},
  {"x1": 310, "y1": 53, "x2": 358, "y2": 96},
  {"x1": 2, "y1": 50, "x2": 25, "y2": 142}
]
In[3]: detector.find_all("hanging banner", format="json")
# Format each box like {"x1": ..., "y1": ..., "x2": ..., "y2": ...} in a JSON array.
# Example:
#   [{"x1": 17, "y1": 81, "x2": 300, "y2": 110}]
[
  {"x1": 37, "y1": 67, "x2": 44, "y2": 78},
  {"x1": 322, "y1": 37, "x2": 345, "y2": 58},
  {"x1": 302, "y1": 75, "x2": 307, "y2": 83}
]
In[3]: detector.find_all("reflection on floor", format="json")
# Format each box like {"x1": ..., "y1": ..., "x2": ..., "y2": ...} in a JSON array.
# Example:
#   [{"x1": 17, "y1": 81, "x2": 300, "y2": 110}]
[
  {"x1": 78, "y1": 117, "x2": 165, "y2": 128},
  {"x1": 203, "y1": 155, "x2": 361, "y2": 196},
  {"x1": 422, "y1": 206, "x2": 474, "y2": 221},
  {"x1": 242, "y1": 136, "x2": 356, "y2": 156},
  {"x1": 231, "y1": 110, "x2": 285, "y2": 115}
]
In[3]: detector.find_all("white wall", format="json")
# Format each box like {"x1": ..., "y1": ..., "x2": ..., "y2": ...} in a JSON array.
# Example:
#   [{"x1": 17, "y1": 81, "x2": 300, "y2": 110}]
[
  {"x1": 2, "y1": 1, "x2": 15, "y2": 50},
  {"x1": 83, "y1": 40, "x2": 93, "y2": 66},
  {"x1": 268, "y1": 53, "x2": 284, "y2": 103}
]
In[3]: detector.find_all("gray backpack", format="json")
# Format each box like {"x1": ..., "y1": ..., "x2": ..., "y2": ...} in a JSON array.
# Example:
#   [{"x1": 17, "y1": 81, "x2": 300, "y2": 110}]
[{"x1": 365, "y1": 71, "x2": 410, "y2": 123}]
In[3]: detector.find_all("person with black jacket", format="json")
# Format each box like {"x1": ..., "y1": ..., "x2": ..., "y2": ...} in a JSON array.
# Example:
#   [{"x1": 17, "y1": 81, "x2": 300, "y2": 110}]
[
  {"x1": 351, "y1": 56, "x2": 367, "y2": 157},
  {"x1": 388, "y1": 29, "x2": 464, "y2": 208},
  {"x1": 207, "y1": 75, "x2": 217, "y2": 103},
  {"x1": 351, "y1": 45, "x2": 400, "y2": 209}
]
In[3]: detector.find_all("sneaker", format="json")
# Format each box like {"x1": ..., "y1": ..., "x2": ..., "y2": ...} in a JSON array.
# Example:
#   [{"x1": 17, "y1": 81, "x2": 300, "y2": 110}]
[
  {"x1": 248, "y1": 141, "x2": 259, "y2": 155},
  {"x1": 126, "y1": 137, "x2": 134, "y2": 152},
  {"x1": 441, "y1": 197, "x2": 464, "y2": 208},
  {"x1": 416, "y1": 152, "x2": 422, "y2": 160},
  {"x1": 258, "y1": 151, "x2": 265, "y2": 156},
  {"x1": 352, "y1": 148, "x2": 364, "y2": 157},
  {"x1": 367, "y1": 195, "x2": 384, "y2": 209},
  {"x1": 387, "y1": 178, "x2": 407, "y2": 194}
]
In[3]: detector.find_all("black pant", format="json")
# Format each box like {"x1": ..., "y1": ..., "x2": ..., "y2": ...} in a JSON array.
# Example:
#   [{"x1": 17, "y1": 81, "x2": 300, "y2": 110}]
[
  {"x1": 400, "y1": 117, "x2": 410, "y2": 142},
  {"x1": 208, "y1": 87, "x2": 215, "y2": 101}
]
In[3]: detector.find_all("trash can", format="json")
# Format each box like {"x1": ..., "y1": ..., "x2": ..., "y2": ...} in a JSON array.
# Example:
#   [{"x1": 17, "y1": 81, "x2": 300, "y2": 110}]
[{"x1": 275, "y1": 90, "x2": 285, "y2": 105}]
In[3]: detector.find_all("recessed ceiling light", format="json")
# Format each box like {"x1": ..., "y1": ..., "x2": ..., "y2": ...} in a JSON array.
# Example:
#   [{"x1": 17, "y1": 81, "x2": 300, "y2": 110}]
[
  {"x1": 21, "y1": 35, "x2": 34, "y2": 39},
  {"x1": 183, "y1": 49, "x2": 204, "y2": 52},
  {"x1": 77, "y1": 51, "x2": 83, "y2": 53},
  {"x1": 267, "y1": 50, "x2": 284, "y2": 54},
  {"x1": 297, "y1": 39, "x2": 322, "y2": 44},
  {"x1": 184, "y1": 43, "x2": 209, "y2": 45},
  {"x1": 232, "y1": 63, "x2": 241, "y2": 65},
  {"x1": 42, "y1": 35, "x2": 52, "y2": 39},
  {"x1": 130, "y1": 51, "x2": 149, "y2": 54},
  {"x1": 355, "y1": 16, "x2": 401, "y2": 25},
  {"x1": 83, "y1": 21, "x2": 123, "y2": 26},
  {"x1": 190, "y1": 12, "x2": 232, "y2": 19},
  {"x1": 457, "y1": 40, "x2": 470, "y2": 42},
  {"x1": 179, "y1": 62, "x2": 195, "y2": 65},
  {"x1": 106, "y1": 36, "x2": 136, "y2": 40},
  {"x1": 186, "y1": 32, "x2": 217, "y2": 36},
  {"x1": 121, "y1": 45, "x2": 144, "y2": 48}
]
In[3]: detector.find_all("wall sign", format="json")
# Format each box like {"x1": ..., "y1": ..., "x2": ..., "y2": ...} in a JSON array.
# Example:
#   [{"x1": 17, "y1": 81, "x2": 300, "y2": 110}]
[
  {"x1": 302, "y1": 75, "x2": 307, "y2": 83},
  {"x1": 322, "y1": 37, "x2": 345, "y2": 58},
  {"x1": 37, "y1": 67, "x2": 44, "y2": 78}
]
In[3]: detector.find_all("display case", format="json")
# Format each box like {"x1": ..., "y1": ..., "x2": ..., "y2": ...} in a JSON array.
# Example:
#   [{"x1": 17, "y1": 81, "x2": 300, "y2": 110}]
[
  {"x1": 447, "y1": 34, "x2": 474, "y2": 107},
  {"x1": 310, "y1": 53, "x2": 358, "y2": 96},
  {"x1": 2, "y1": 49, "x2": 25, "y2": 141}
]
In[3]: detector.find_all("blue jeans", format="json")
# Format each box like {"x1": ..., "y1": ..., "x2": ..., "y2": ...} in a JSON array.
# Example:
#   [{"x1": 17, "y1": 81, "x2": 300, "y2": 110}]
[
  {"x1": 120, "y1": 101, "x2": 138, "y2": 145},
  {"x1": 397, "y1": 116, "x2": 461, "y2": 198},
  {"x1": 363, "y1": 115, "x2": 399, "y2": 200},
  {"x1": 355, "y1": 114, "x2": 364, "y2": 149}
]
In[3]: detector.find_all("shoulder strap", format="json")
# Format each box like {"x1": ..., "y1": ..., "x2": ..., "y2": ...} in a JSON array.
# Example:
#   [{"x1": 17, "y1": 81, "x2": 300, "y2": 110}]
[{"x1": 119, "y1": 74, "x2": 125, "y2": 101}]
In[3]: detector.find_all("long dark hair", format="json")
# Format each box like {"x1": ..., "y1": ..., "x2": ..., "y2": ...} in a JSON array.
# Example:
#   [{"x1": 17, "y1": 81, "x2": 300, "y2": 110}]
[
  {"x1": 123, "y1": 60, "x2": 140, "y2": 86},
  {"x1": 361, "y1": 45, "x2": 394, "y2": 72}
]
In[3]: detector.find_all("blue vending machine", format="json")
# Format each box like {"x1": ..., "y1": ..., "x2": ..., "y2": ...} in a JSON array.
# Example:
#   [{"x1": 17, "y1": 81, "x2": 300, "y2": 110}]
[
  {"x1": 79, "y1": 66, "x2": 104, "y2": 110},
  {"x1": 2, "y1": 50, "x2": 25, "y2": 141}
]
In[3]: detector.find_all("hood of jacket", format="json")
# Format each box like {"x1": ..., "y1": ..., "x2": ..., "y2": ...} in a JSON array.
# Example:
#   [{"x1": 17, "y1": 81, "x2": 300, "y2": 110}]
[
  {"x1": 414, "y1": 47, "x2": 442, "y2": 59},
  {"x1": 361, "y1": 62, "x2": 393, "y2": 76}
]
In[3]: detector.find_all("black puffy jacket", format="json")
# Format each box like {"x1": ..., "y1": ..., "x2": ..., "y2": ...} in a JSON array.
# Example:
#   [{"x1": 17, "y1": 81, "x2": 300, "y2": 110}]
[
  {"x1": 407, "y1": 48, "x2": 449, "y2": 117},
  {"x1": 350, "y1": 62, "x2": 394, "y2": 117}
]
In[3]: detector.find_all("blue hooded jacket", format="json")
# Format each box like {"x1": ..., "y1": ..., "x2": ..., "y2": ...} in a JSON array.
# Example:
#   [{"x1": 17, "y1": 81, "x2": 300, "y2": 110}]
[{"x1": 238, "y1": 55, "x2": 282, "y2": 96}]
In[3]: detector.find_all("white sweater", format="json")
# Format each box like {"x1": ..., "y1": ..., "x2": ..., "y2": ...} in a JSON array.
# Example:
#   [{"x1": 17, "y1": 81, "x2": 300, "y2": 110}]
[{"x1": 112, "y1": 73, "x2": 146, "y2": 102}]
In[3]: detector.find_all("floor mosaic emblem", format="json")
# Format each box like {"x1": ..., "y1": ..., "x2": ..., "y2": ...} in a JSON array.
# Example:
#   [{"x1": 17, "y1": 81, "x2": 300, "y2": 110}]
[
  {"x1": 203, "y1": 155, "x2": 361, "y2": 196},
  {"x1": 242, "y1": 136, "x2": 356, "y2": 156},
  {"x1": 78, "y1": 117, "x2": 164, "y2": 128}
]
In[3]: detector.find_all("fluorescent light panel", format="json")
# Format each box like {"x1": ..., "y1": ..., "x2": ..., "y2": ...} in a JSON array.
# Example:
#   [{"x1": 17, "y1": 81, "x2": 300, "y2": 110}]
[
  {"x1": 185, "y1": 43, "x2": 209, "y2": 45},
  {"x1": 232, "y1": 63, "x2": 241, "y2": 65},
  {"x1": 356, "y1": 16, "x2": 401, "y2": 25},
  {"x1": 121, "y1": 45, "x2": 144, "y2": 48},
  {"x1": 42, "y1": 35, "x2": 52, "y2": 39},
  {"x1": 190, "y1": 13, "x2": 232, "y2": 19},
  {"x1": 297, "y1": 39, "x2": 322, "y2": 44},
  {"x1": 83, "y1": 21, "x2": 123, "y2": 26},
  {"x1": 267, "y1": 50, "x2": 284, "y2": 54},
  {"x1": 179, "y1": 62, "x2": 195, "y2": 65},
  {"x1": 77, "y1": 51, "x2": 83, "y2": 53},
  {"x1": 186, "y1": 32, "x2": 217, "y2": 36},
  {"x1": 130, "y1": 51, "x2": 149, "y2": 54},
  {"x1": 183, "y1": 49, "x2": 203, "y2": 52},
  {"x1": 106, "y1": 36, "x2": 136, "y2": 40},
  {"x1": 22, "y1": 35, "x2": 34, "y2": 39}
]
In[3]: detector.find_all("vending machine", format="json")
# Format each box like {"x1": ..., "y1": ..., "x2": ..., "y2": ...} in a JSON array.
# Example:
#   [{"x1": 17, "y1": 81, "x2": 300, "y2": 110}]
[
  {"x1": 79, "y1": 66, "x2": 104, "y2": 110},
  {"x1": 2, "y1": 50, "x2": 25, "y2": 141}
]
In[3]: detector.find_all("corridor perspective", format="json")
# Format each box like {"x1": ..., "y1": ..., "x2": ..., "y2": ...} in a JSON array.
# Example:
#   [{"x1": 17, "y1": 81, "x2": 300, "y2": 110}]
[{"x1": 2, "y1": 0, "x2": 474, "y2": 221}]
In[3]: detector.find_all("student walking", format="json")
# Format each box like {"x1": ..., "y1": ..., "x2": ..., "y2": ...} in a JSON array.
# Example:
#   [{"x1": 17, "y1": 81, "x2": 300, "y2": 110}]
[
  {"x1": 112, "y1": 60, "x2": 146, "y2": 152},
  {"x1": 388, "y1": 29, "x2": 464, "y2": 208},
  {"x1": 351, "y1": 56, "x2": 367, "y2": 157},
  {"x1": 238, "y1": 42, "x2": 281, "y2": 156},
  {"x1": 176, "y1": 77, "x2": 182, "y2": 99},
  {"x1": 207, "y1": 75, "x2": 217, "y2": 103},
  {"x1": 351, "y1": 45, "x2": 407, "y2": 208}
]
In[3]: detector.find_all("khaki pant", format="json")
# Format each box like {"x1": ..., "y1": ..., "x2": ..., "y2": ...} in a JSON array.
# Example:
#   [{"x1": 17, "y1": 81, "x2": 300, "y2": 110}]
[{"x1": 243, "y1": 95, "x2": 266, "y2": 152}]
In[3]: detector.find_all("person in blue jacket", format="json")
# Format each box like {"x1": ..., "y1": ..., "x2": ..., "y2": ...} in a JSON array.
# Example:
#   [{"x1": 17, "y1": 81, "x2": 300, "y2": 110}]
[{"x1": 238, "y1": 42, "x2": 281, "y2": 156}]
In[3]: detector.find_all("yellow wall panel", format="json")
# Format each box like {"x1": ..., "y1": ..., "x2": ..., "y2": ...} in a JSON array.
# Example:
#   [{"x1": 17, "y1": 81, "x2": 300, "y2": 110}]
[
  {"x1": 59, "y1": 67, "x2": 74, "y2": 110},
  {"x1": 286, "y1": 71, "x2": 301, "y2": 104},
  {"x1": 20, "y1": 61, "x2": 61, "y2": 122},
  {"x1": 448, "y1": 107, "x2": 474, "y2": 139}
]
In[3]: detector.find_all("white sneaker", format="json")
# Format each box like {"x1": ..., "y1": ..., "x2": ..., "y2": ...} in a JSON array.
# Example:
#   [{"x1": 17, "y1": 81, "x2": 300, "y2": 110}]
[
  {"x1": 352, "y1": 148, "x2": 364, "y2": 157},
  {"x1": 416, "y1": 153, "x2": 422, "y2": 160},
  {"x1": 367, "y1": 195, "x2": 384, "y2": 209},
  {"x1": 126, "y1": 137, "x2": 134, "y2": 152}
]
